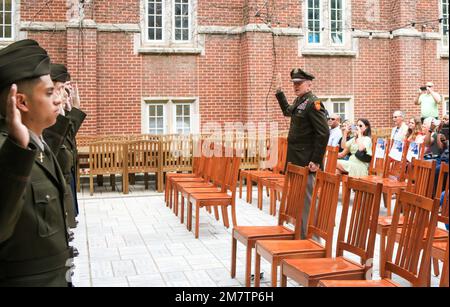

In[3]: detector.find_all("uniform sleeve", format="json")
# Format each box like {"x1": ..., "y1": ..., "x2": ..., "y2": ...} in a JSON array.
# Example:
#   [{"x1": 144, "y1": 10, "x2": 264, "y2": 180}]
[
  {"x1": 43, "y1": 114, "x2": 71, "y2": 156},
  {"x1": 0, "y1": 137, "x2": 36, "y2": 243},
  {"x1": 66, "y1": 108, "x2": 87, "y2": 137},
  {"x1": 307, "y1": 100, "x2": 330, "y2": 165},
  {"x1": 275, "y1": 91, "x2": 292, "y2": 117}
]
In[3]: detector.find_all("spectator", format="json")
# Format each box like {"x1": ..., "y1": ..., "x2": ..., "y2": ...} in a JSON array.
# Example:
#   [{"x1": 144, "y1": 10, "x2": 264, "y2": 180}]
[
  {"x1": 336, "y1": 118, "x2": 373, "y2": 177},
  {"x1": 327, "y1": 114, "x2": 343, "y2": 147},
  {"x1": 423, "y1": 117, "x2": 445, "y2": 158},
  {"x1": 390, "y1": 110, "x2": 409, "y2": 141},
  {"x1": 339, "y1": 119, "x2": 353, "y2": 160},
  {"x1": 406, "y1": 116, "x2": 425, "y2": 143},
  {"x1": 415, "y1": 82, "x2": 442, "y2": 123}
]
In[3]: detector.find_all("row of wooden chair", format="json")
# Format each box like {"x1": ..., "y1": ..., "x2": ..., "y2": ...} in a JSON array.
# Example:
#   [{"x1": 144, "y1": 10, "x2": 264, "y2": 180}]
[{"x1": 164, "y1": 150, "x2": 241, "y2": 238}]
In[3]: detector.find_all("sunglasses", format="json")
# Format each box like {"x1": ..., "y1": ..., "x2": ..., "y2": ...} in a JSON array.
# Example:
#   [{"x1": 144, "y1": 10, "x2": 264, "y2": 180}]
[{"x1": 328, "y1": 118, "x2": 337, "y2": 121}]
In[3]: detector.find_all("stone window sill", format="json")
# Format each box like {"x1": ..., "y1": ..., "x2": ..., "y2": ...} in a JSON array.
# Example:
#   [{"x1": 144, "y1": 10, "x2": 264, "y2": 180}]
[
  {"x1": 138, "y1": 46, "x2": 202, "y2": 55},
  {"x1": 301, "y1": 48, "x2": 357, "y2": 57}
]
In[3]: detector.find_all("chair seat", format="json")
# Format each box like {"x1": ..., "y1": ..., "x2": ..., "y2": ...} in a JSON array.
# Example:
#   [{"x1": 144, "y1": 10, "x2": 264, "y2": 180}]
[
  {"x1": 233, "y1": 226, "x2": 295, "y2": 240},
  {"x1": 167, "y1": 173, "x2": 194, "y2": 178},
  {"x1": 177, "y1": 182, "x2": 214, "y2": 189},
  {"x1": 378, "y1": 215, "x2": 404, "y2": 227},
  {"x1": 257, "y1": 239, "x2": 324, "y2": 256},
  {"x1": 396, "y1": 227, "x2": 448, "y2": 240},
  {"x1": 254, "y1": 173, "x2": 285, "y2": 180},
  {"x1": 182, "y1": 187, "x2": 221, "y2": 195},
  {"x1": 282, "y1": 256, "x2": 364, "y2": 279},
  {"x1": 170, "y1": 177, "x2": 205, "y2": 183},
  {"x1": 433, "y1": 240, "x2": 448, "y2": 252},
  {"x1": 189, "y1": 192, "x2": 232, "y2": 201},
  {"x1": 318, "y1": 279, "x2": 399, "y2": 287}
]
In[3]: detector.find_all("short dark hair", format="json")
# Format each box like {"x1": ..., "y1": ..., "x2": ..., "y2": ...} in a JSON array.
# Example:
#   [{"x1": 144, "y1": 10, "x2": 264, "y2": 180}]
[
  {"x1": 358, "y1": 118, "x2": 372, "y2": 137},
  {"x1": 0, "y1": 77, "x2": 42, "y2": 117}
]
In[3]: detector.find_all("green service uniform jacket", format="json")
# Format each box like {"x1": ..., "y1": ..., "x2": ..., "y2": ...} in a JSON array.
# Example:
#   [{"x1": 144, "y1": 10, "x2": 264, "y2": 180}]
[
  {"x1": 44, "y1": 108, "x2": 86, "y2": 229},
  {"x1": 0, "y1": 119, "x2": 72, "y2": 287},
  {"x1": 276, "y1": 90, "x2": 330, "y2": 168}
]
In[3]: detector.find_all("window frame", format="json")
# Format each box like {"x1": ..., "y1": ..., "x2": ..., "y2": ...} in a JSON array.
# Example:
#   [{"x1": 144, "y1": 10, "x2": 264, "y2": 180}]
[
  {"x1": 147, "y1": 102, "x2": 167, "y2": 135},
  {"x1": 329, "y1": 0, "x2": 345, "y2": 46},
  {"x1": 145, "y1": 0, "x2": 165, "y2": 42},
  {"x1": 444, "y1": 95, "x2": 449, "y2": 116},
  {"x1": 320, "y1": 96, "x2": 355, "y2": 123},
  {"x1": 172, "y1": 0, "x2": 191, "y2": 43},
  {"x1": 173, "y1": 101, "x2": 193, "y2": 134},
  {"x1": 0, "y1": 0, "x2": 14, "y2": 41},
  {"x1": 441, "y1": 0, "x2": 449, "y2": 50},
  {"x1": 306, "y1": 0, "x2": 322, "y2": 46}
]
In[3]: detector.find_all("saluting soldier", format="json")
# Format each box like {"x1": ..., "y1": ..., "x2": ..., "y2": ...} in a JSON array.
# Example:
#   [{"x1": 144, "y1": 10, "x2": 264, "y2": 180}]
[
  {"x1": 275, "y1": 68, "x2": 329, "y2": 239},
  {"x1": 44, "y1": 64, "x2": 86, "y2": 229},
  {"x1": 0, "y1": 39, "x2": 73, "y2": 287}
]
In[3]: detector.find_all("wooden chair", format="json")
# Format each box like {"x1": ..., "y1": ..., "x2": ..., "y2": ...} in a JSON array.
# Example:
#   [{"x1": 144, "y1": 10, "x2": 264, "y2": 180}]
[
  {"x1": 320, "y1": 191, "x2": 440, "y2": 287},
  {"x1": 377, "y1": 158, "x2": 436, "y2": 276},
  {"x1": 253, "y1": 171, "x2": 341, "y2": 287},
  {"x1": 231, "y1": 164, "x2": 310, "y2": 287},
  {"x1": 89, "y1": 141, "x2": 126, "y2": 195},
  {"x1": 431, "y1": 236, "x2": 449, "y2": 287},
  {"x1": 322, "y1": 145, "x2": 339, "y2": 174},
  {"x1": 280, "y1": 178, "x2": 383, "y2": 287},
  {"x1": 124, "y1": 140, "x2": 160, "y2": 194},
  {"x1": 187, "y1": 155, "x2": 241, "y2": 239},
  {"x1": 239, "y1": 137, "x2": 287, "y2": 209}
]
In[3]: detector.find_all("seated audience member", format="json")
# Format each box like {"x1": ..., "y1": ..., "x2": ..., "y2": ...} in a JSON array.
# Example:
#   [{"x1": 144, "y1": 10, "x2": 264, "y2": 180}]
[
  {"x1": 336, "y1": 118, "x2": 373, "y2": 177},
  {"x1": 406, "y1": 116, "x2": 425, "y2": 143},
  {"x1": 423, "y1": 117, "x2": 444, "y2": 159},
  {"x1": 327, "y1": 114, "x2": 343, "y2": 147},
  {"x1": 391, "y1": 110, "x2": 409, "y2": 141},
  {"x1": 338, "y1": 119, "x2": 353, "y2": 160}
]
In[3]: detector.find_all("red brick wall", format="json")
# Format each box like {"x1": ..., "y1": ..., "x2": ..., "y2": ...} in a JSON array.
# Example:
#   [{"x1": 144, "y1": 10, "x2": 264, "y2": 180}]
[{"x1": 15, "y1": 0, "x2": 448, "y2": 136}]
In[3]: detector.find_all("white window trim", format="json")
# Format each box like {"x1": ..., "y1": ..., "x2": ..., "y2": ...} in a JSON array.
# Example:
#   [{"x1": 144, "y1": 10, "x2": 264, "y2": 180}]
[
  {"x1": 444, "y1": 95, "x2": 449, "y2": 116},
  {"x1": 171, "y1": 0, "x2": 192, "y2": 43},
  {"x1": 145, "y1": 0, "x2": 165, "y2": 43},
  {"x1": 440, "y1": 0, "x2": 449, "y2": 55},
  {"x1": 173, "y1": 101, "x2": 193, "y2": 134},
  {"x1": 142, "y1": 97, "x2": 199, "y2": 134},
  {"x1": 306, "y1": 0, "x2": 322, "y2": 46},
  {"x1": 301, "y1": 0, "x2": 355, "y2": 56},
  {"x1": 329, "y1": 0, "x2": 345, "y2": 46},
  {"x1": 0, "y1": 0, "x2": 18, "y2": 43},
  {"x1": 319, "y1": 96, "x2": 355, "y2": 122},
  {"x1": 139, "y1": 0, "x2": 198, "y2": 53}
]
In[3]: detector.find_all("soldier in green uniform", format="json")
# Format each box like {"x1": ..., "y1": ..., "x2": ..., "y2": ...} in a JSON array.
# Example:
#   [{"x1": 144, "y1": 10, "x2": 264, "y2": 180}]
[
  {"x1": 0, "y1": 39, "x2": 73, "y2": 287},
  {"x1": 275, "y1": 68, "x2": 329, "y2": 238},
  {"x1": 44, "y1": 64, "x2": 86, "y2": 229}
]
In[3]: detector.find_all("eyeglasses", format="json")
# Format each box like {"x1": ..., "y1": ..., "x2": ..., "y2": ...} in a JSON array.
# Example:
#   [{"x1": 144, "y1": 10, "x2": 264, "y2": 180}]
[{"x1": 328, "y1": 118, "x2": 336, "y2": 121}]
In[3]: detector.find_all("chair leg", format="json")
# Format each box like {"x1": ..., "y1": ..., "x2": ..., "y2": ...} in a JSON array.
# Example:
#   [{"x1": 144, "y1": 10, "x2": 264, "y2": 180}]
[
  {"x1": 187, "y1": 201, "x2": 192, "y2": 231},
  {"x1": 245, "y1": 245, "x2": 253, "y2": 287},
  {"x1": 386, "y1": 191, "x2": 393, "y2": 216},
  {"x1": 221, "y1": 205, "x2": 230, "y2": 228},
  {"x1": 433, "y1": 257, "x2": 440, "y2": 277},
  {"x1": 231, "y1": 203, "x2": 238, "y2": 227},
  {"x1": 271, "y1": 260, "x2": 278, "y2": 287},
  {"x1": 257, "y1": 180, "x2": 263, "y2": 210},
  {"x1": 111, "y1": 174, "x2": 116, "y2": 191},
  {"x1": 239, "y1": 174, "x2": 243, "y2": 199},
  {"x1": 247, "y1": 175, "x2": 252, "y2": 204},
  {"x1": 180, "y1": 195, "x2": 185, "y2": 224},
  {"x1": 165, "y1": 178, "x2": 170, "y2": 204},
  {"x1": 231, "y1": 236, "x2": 237, "y2": 278},
  {"x1": 173, "y1": 186, "x2": 179, "y2": 216},
  {"x1": 214, "y1": 206, "x2": 220, "y2": 221},
  {"x1": 254, "y1": 250, "x2": 261, "y2": 287},
  {"x1": 195, "y1": 204, "x2": 200, "y2": 239},
  {"x1": 280, "y1": 267, "x2": 287, "y2": 287},
  {"x1": 144, "y1": 172, "x2": 149, "y2": 190},
  {"x1": 89, "y1": 174, "x2": 94, "y2": 196},
  {"x1": 379, "y1": 228, "x2": 388, "y2": 277}
]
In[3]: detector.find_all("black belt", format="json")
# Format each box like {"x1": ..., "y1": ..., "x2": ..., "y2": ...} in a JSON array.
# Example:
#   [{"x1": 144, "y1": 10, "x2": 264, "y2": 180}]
[{"x1": 0, "y1": 249, "x2": 71, "y2": 279}]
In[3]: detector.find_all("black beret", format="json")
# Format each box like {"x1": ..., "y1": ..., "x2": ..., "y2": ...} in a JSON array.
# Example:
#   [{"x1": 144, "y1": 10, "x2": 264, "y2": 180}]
[
  {"x1": 0, "y1": 39, "x2": 51, "y2": 90},
  {"x1": 290, "y1": 68, "x2": 315, "y2": 82},
  {"x1": 51, "y1": 63, "x2": 71, "y2": 82}
]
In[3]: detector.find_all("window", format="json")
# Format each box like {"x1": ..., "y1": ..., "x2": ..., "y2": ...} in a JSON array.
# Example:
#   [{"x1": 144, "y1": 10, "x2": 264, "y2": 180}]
[
  {"x1": 148, "y1": 104, "x2": 166, "y2": 134},
  {"x1": 307, "y1": 0, "x2": 321, "y2": 44},
  {"x1": 174, "y1": 0, "x2": 190, "y2": 41},
  {"x1": 320, "y1": 97, "x2": 354, "y2": 122},
  {"x1": 330, "y1": 0, "x2": 344, "y2": 44},
  {"x1": 444, "y1": 96, "x2": 449, "y2": 116},
  {"x1": 442, "y1": 0, "x2": 449, "y2": 48},
  {"x1": 143, "y1": 98, "x2": 198, "y2": 134},
  {"x1": 174, "y1": 103, "x2": 191, "y2": 134},
  {"x1": 144, "y1": 0, "x2": 192, "y2": 44},
  {"x1": 0, "y1": 0, "x2": 13, "y2": 40},
  {"x1": 147, "y1": 0, "x2": 164, "y2": 41}
]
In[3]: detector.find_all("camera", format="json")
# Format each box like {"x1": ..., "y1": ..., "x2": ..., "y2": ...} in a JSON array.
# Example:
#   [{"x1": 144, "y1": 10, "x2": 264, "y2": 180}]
[
  {"x1": 420, "y1": 86, "x2": 427, "y2": 91},
  {"x1": 351, "y1": 125, "x2": 357, "y2": 131}
]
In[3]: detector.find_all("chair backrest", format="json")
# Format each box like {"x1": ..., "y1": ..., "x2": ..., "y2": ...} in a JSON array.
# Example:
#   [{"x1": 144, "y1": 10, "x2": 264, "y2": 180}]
[
  {"x1": 323, "y1": 146, "x2": 339, "y2": 173},
  {"x1": 435, "y1": 162, "x2": 449, "y2": 199},
  {"x1": 222, "y1": 151, "x2": 241, "y2": 196},
  {"x1": 369, "y1": 138, "x2": 389, "y2": 176},
  {"x1": 437, "y1": 164, "x2": 449, "y2": 225},
  {"x1": 306, "y1": 171, "x2": 341, "y2": 257},
  {"x1": 384, "y1": 140, "x2": 409, "y2": 181},
  {"x1": 406, "y1": 158, "x2": 436, "y2": 198},
  {"x1": 440, "y1": 236, "x2": 449, "y2": 287},
  {"x1": 336, "y1": 178, "x2": 383, "y2": 272},
  {"x1": 89, "y1": 141, "x2": 125, "y2": 175},
  {"x1": 278, "y1": 163, "x2": 310, "y2": 239},
  {"x1": 274, "y1": 137, "x2": 288, "y2": 174},
  {"x1": 384, "y1": 191, "x2": 440, "y2": 287},
  {"x1": 126, "y1": 140, "x2": 160, "y2": 174}
]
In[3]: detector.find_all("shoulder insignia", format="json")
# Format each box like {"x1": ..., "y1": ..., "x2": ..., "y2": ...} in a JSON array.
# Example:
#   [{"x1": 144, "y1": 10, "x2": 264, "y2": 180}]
[{"x1": 314, "y1": 100, "x2": 321, "y2": 111}]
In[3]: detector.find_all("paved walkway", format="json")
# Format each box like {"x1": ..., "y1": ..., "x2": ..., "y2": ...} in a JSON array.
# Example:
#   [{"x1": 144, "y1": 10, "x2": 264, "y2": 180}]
[{"x1": 72, "y1": 180, "x2": 443, "y2": 287}]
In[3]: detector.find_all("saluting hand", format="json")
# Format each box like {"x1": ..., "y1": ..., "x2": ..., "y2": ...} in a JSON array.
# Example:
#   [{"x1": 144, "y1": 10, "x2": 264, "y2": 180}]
[
  {"x1": 6, "y1": 84, "x2": 29, "y2": 149},
  {"x1": 276, "y1": 73, "x2": 282, "y2": 92},
  {"x1": 71, "y1": 83, "x2": 80, "y2": 109}
]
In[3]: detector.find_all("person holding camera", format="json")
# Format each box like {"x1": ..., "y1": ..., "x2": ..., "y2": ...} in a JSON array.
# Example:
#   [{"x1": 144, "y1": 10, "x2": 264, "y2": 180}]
[
  {"x1": 336, "y1": 119, "x2": 373, "y2": 177},
  {"x1": 415, "y1": 82, "x2": 442, "y2": 123}
]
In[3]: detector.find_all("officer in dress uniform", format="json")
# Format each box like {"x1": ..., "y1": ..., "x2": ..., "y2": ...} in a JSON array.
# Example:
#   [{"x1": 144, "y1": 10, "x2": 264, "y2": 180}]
[
  {"x1": 44, "y1": 64, "x2": 86, "y2": 229},
  {"x1": 0, "y1": 39, "x2": 74, "y2": 287},
  {"x1": 275, "y1": 68, "x2": 329, "y2": 239}
]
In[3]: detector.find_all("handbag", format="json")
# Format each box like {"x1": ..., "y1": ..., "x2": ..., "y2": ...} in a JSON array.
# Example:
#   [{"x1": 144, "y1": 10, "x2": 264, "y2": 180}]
[{"x1": 355, "y1": 149, "x2": 372, "y2": 163}]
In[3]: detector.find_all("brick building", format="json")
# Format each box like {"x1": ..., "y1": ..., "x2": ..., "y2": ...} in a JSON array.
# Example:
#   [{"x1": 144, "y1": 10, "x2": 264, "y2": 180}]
[{"x1": 1, "y1": 0, "x2": 448, "y2": 135}]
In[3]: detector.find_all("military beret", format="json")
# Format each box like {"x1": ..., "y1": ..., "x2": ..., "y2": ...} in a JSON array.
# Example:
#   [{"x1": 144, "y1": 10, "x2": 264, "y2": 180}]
[
  {"x1": 51, "y1": 63, "x2": 71, "y2": 82},
  {"x1": 290, "y1": 68, "x2": 315, "y2": 82},
  {"x1": 0, "y1": 39, "x2": 51, "y2": 90}
]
